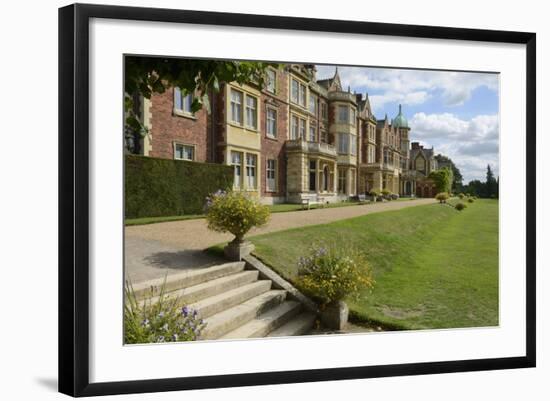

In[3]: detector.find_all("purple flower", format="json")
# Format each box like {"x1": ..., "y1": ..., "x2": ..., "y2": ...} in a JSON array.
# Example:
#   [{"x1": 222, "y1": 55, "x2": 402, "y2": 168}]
[
  {"x1": 157, "y1": 336, "x2": 165, "y2": 342},
  {"x1": 181, "y1": 306, "x2": 189, "y2": 317},
  {"x1": 158, "y1": 311, "x2": 165, "y2": 318},
  {"x1": 141, "y1": 319, "x2": 150, "y2": 327}
]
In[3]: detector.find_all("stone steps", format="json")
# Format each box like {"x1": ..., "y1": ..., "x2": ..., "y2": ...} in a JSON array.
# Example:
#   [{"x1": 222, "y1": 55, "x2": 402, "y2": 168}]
[
  {"x1": 201, "y1": 290, "x2": 287, "y2": 340},
  {"x1": 133, "y1": 259, "x2": 317, "y2": 341},
  {"x1": 132, "y1": 261, "x2": 246, "y2": 300},
  {"x1": 220, "y1": 300, "x2": 302, "y2": 339},
  {"x1": 143, "y1": 270, "x2": 259, "y2": 306},
  {"x1": 267, "y1": 313, "x2": 317, "y2": 337},
  {"x1": 188, "y1": 280, "x2": 272, "y2": 319}
]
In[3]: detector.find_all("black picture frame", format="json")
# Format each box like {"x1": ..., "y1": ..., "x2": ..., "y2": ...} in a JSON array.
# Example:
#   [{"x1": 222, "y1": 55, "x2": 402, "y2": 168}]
[{"x1": 58, "y1": 3, "x2": 536, "y2": 397}]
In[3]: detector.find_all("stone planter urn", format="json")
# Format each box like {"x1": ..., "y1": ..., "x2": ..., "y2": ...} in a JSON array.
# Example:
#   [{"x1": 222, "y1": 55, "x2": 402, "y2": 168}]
[
  {"x1": 224, "y1": 236, "x2": 255, "y2": 261},
  {"x1": 320, "y1": 300, "x2": 349, "y2": 331}
]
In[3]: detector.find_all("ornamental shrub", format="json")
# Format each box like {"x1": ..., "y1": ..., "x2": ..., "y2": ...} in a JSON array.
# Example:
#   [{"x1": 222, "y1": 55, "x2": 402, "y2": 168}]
[
  {"x1": 381, "y1": 188, "x2": 391, "y2": 196},
  {"x1": 455, "y1": 202, "x2": 467, "y2": 211},
  {"x1": 369, "y1": 189, "x2": 380, "y2": 197},
  {"x1": 468, "y1": 197, "x2": 475, "y2": 203},
  {"x1": 458, "y1": 193, "x2": 465, "y2": 199},
  {"x1": 124, "y1": 280, "x2": 206, "y2": 344},
  {"x1": 295, "y1": 244, "x2": 374, "y2": 304},
  {"x1": 435, "y1": 192, "x2": 450, "y2": 204},
  {"x1": 205, "y1": 190, "x2": 270, "y2": 242}
]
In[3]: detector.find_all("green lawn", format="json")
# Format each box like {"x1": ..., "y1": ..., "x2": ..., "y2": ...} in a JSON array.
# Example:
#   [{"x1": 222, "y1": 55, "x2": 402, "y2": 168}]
[{"x1": 250, "y1": 199, "x2": 499, "y2": 331}]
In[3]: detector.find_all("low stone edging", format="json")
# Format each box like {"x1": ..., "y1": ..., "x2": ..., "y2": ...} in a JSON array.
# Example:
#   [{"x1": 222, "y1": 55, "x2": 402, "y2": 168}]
[{"x1": 242, "y1": 254, "x2": 319, "y2": 315}]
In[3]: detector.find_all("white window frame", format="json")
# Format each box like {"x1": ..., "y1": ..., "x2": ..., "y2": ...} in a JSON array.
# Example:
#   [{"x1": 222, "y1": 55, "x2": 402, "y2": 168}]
[
  {"x1": 231, "y1": 151, "x2": 243, "y2": 189},
  {"x1": 266, "y1": 159, "x2": 277, "y2": 192},
  {"x1": 291, "y1": 78, "x2": 306, "y2": 107},
  {"x1": 266, "y1": 69, "x2": 276, "y2": 94},
  {"x1": 350, "y1": 108, "x2": 356, "y2": 126},
  {"x1": 338, "y1": 105, "x2": 349, "y2": 123},
  {"x1": 338, "y1": 168, "x2": 347, "y2": 194},
  {"x1": 351, "y1": 134, "x2": 357, "y2": 156},
  {"x1": 266, "y1": 107, "x2": 277, "y2": 138},
  {"x1": 309, "y1": 126, "x2": 316, "y2": 142},
  {"x1": 299, "y1": 118, "x2": 306, "y2": 140},
  {"x1": 230, "y1": 89, "x2": 243, "y2": 125},
  {"x1": 246, "y1": 153, "x2": 257, "y2": 189},
  {"x1": 291, "y1": 115, "x2": 299, "y2": 139},
  {"x1": 245, "y1": 95, "x2": 258, "y2": 130},
  {"x1": 174, "y1": 143, "x2": 195, "y2": 161},
  {"x1": 309, "y1": 93, "x2": 317, "y2": 115},
  {"x1": 338, "y1": 133, "x2": 350, "y2": 154},
  {"x1": 173, "y1": 87, "x2": 194, "y2": 117}
]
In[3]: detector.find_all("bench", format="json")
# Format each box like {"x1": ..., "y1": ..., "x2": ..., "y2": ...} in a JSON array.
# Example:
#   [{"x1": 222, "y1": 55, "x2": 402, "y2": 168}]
[{"x1": 301, "y1": 194, "x2": 326, "y2": 210}]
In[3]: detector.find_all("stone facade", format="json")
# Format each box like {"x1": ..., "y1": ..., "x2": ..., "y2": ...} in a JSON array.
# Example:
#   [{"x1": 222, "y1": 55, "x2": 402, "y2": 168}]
[{"x1": 129, "y1": 64, "x2": 446, "y2": 203}]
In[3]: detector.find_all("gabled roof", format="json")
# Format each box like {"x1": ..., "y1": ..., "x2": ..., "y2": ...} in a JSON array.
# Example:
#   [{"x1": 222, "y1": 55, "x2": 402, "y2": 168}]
[{"x1": 317, "y1": 67, "x2": 342, "y2": 92}]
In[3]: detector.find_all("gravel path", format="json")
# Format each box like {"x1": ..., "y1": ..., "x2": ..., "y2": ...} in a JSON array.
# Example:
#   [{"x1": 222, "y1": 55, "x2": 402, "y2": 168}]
[{"x1": 125, "y1": 198, "x2": 434, "y2": 283}]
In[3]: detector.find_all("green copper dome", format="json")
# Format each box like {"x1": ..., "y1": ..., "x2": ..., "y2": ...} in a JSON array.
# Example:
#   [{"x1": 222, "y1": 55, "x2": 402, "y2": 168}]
[{"x1": 392, "y1": 104, "x2": 408, "y2": 128}]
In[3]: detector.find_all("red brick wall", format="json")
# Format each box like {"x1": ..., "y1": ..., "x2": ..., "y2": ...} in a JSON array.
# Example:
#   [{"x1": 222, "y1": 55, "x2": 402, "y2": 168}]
[
  {"x1": 149, "y1": 88, "x2": 209, "y2": 162},
  {"x1": 260, "y1": 68, "x2": 288, "y2": 198}
]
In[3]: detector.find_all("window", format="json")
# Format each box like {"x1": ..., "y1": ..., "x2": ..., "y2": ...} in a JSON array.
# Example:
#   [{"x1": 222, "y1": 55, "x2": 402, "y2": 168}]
[
  {"x1": 350, "y1": 108, "x2": 356, "y2": 126},
  {"x1": 416, "y1": 156, "x2": 425, "y2": 171},
  {"x1": 291, "y1": 79, "x2": 306, "y2": 107},
  {"x1": 291, "y1": 115, "x2": 299, "y2": 139},
  {"x1": 309, "y1": 126, "x2": 316, "y2": 142},
  {"x1": 245, "y1": 95, "x2": 258, "y2": 129},
  {"x1": 309, "y1": 93, "x2": 317, "y2": 115},
  {"x1": 266, "y1": 69, "x2": 276, "y2": 93},
  {"x1": 338, "y1": 168, "x2": 347, "y2": 194},
  {"x1": 368, "y1": 146, "x2": 375, "y2": 163},
  {"x1": 299, "y1": 84, "x2": 306, "y2": 107},
  {"x1": 338, "y1": 133, "x2": 349, "y2": 154},
  {"x1": 321, "y1": 103, "x2": 328, "y2": 120},
  {"x1": 174, "y1": 143, "x2": 194, "y2": 161},
  {"x1": 351, "y1": 134, "x2": 357, "y2": 156},
  {"x1": 299, "y1": 118, "x2": 306, "y2": 140},
  {"x1": 309, "y1": 160, "x2": 317, "y2": 191},
  {"x1": 266, "y1": 108, "x2": 277, "y2": 137},
  {"x1": 291, "y1": 115, "x2": 306, "y2": 140},
  {"x1": 246, "y1": 154, "x2": 257, "y2": 189},
  {"x1": 230, "y1": 89, "x2": 243, "y2": 124},
  {"x1": 231, "y1": 151, "x2": 243, "y2": 189},
  {"x1": 321, "y1": 130, "x2": 329, "y2": 143},
  {"x1": 291, "y1": 79, "x2": 298, "y2": 103},
  {"x1": 266, "y1": 159, "x2": 277, "y2": 192},
  {"x1": 174, "y1": 87, "x2": 194, "y2": 115},
  {"x1": 338, "y1": 105, "x2": 349, "y2": 123}
]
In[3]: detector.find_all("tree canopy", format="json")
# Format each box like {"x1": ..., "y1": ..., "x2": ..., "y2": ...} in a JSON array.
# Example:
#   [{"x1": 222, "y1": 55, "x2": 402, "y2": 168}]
[
  {"x1": 429, "y1": 167, "x2": 453, "y2": 194},
  {"x1": 435, "y1": 154, "x2": 463, "y2": 191}
]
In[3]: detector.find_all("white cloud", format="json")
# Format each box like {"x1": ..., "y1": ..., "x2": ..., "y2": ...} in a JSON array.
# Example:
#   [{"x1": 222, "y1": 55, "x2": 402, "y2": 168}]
[
  {"x1": 315, "y1": 65, "x2": 499, "y2": 111},
  {"x1": 409, "y1": 113, "x2": 499, "y2": 181}
]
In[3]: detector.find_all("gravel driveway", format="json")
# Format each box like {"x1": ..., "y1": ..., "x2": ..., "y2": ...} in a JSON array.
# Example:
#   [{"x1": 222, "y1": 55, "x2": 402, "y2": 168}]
[{"x1": 125, "y1": 198, "x2": 434, "y2": 283}]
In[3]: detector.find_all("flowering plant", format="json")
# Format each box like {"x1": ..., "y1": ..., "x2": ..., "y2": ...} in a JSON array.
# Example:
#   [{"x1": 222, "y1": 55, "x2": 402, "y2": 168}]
[
  {"x1": 205, "y1": 190, "x2": 270, "y2": 242},
  {"x1": 124, "y1": 280, "x2": 206, "y2": 344},
  {"x1": 295, "y1": 244, "x2": 374, "y2": 304}
]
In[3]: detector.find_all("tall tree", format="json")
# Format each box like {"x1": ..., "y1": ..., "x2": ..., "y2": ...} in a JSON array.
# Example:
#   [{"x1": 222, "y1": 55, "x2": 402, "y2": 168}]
[
  {"x1": 435, "y1": 154, "x2": 463, "y2": 191},
  {"x1": 485, "y1": 164, "x2": 497, "y2": 198},
  {"x1": 124, "y1": 56, "x2": 279, "y2": 153}
]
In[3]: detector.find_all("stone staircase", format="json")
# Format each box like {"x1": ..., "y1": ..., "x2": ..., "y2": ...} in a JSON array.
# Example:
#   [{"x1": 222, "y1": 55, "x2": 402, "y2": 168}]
[{"x1": 132, "y1": 261, "x2": 317, "y2": 341}]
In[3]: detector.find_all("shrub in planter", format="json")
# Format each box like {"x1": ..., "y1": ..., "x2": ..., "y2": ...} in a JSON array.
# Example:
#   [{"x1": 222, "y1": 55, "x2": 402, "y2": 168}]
[
  {"x1": 124, "y1": 281, "x2": 206, "y2": 344},
  {"x1": 205, "y1": 190, "x2": 270, "y2": 243},
  {"x1": 455, "y1": 202, "x2": 467, "y2": 211},
  {"x1": 467, "y1": 197, "x2": 475, "y2": 203},
  {"x1": 435, "y1": 192, "x2": 450, "y2": 204},
  {"x1": 295, "y1": 245, "x2": 374, "y2": 330}
]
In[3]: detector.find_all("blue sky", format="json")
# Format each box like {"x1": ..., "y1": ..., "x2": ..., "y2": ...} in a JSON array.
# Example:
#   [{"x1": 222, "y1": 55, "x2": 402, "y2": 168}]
[{"x1": 315, "y1": 65, "x2": 500, "y2": 183}]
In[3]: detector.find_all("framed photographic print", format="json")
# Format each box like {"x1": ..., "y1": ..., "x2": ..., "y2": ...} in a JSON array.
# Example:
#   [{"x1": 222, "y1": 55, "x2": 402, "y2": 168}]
[{"x1": 58, "y1": 3, "x2": 536, "y2": 397}]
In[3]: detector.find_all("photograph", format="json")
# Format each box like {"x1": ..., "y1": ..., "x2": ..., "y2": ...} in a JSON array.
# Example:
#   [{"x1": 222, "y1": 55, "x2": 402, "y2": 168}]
[{"x1": 123, "y1": 57, "x2": 500, "y2": 344}]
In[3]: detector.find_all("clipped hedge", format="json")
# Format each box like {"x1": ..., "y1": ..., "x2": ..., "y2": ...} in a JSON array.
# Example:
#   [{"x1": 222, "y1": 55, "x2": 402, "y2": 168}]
[{"x1": 125, "y1": 155, "x2": 233, "y2": 218}]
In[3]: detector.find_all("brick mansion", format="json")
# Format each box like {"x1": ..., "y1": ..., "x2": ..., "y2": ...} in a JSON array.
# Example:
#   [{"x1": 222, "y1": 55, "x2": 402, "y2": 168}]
[{"x1": 127, "y1": 64, "x2": 445, "y2": 204}]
